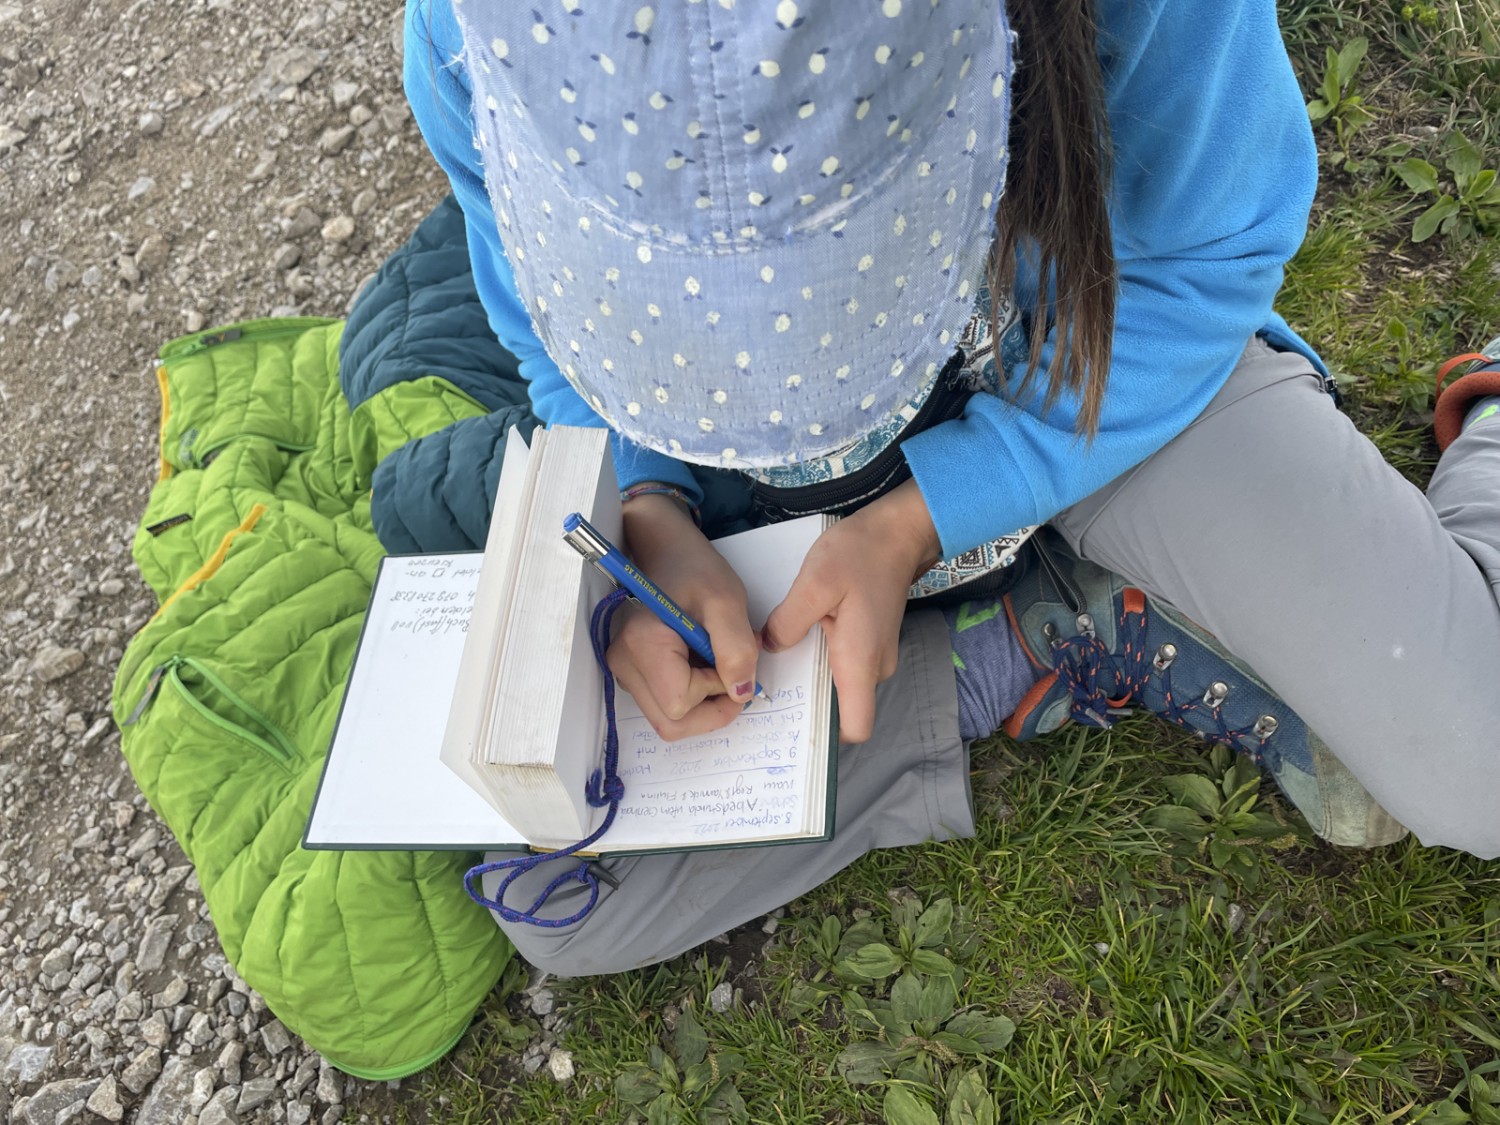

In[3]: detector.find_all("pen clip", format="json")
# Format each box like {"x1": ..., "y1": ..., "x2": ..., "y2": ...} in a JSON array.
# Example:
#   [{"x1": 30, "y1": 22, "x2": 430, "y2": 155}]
[{"x1": 562, "y1": 513, "x2": 626, "y2": 590}]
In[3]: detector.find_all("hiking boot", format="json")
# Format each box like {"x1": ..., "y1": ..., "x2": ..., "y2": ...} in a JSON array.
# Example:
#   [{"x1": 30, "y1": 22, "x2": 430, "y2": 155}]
[
  {"x1": 1434, "y1": 334, "x2": 1500, "y2": 451},
  {"x1": 999, "y1": 529, "x2": 1408, "y2": 848}
]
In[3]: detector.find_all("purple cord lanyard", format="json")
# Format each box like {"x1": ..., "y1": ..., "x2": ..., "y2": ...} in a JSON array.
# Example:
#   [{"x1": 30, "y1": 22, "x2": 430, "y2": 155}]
[{"x1": 462, "y1": 585, "x2": 631, "y2": 928}]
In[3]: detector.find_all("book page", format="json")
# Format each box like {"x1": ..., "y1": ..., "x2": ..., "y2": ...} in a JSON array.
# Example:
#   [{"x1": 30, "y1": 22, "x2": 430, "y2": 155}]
[
  {"x1": 306, "y1": 554, "x2": 523, "y2": 849},
  {"x1": 541, "y1": 516, "x2": 833, "y2": 853}
]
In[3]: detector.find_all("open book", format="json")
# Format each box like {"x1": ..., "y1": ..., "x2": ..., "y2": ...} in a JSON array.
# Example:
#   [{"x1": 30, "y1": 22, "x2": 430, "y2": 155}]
[{"x1": 305, "y1": 425, "x2": 837, "y2": 855}]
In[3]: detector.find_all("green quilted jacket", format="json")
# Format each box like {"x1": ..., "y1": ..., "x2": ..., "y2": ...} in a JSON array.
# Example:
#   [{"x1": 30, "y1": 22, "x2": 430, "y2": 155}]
[{"x1": 111, "y1": 201, "x2": 533, "y2": 1078}]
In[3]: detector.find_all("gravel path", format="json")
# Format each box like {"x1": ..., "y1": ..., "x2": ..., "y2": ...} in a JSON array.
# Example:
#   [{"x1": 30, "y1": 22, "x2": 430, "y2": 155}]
[{"x1": 0, "y1": 1, "x2": 455, "y2": 1120}]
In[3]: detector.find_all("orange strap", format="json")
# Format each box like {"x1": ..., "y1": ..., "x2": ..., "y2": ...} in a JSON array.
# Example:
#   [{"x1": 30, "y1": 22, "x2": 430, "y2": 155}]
[{"x1": 1436, "y1": 353, "x2": 1493, "y2": 399}]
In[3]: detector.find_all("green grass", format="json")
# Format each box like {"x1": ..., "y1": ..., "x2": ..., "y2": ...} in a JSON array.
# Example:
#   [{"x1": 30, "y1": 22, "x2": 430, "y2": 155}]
[{"x1": 364, "y1": 3, "x2": 1500, "y2": 1122}]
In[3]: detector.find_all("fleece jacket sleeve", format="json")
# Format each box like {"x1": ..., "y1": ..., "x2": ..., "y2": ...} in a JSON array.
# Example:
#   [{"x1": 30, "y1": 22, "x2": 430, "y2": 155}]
[
  {"x1": 902, "y1": 0, "x2": 1319, "y2": 557},
  {"x1": 401, "y1": 0, "x2": 703, "y2": 502}
]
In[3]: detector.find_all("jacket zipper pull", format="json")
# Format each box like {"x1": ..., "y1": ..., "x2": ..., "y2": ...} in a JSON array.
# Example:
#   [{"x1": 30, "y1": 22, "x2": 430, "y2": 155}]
[{"x1": 124, "y1": 662, "x2": 172, "y2": 725}]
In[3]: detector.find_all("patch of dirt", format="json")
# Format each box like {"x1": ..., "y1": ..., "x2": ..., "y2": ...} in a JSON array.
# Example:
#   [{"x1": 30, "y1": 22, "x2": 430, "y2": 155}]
[{"x1": 0, "y1": 0, "x2": 452, "y2": 1119}]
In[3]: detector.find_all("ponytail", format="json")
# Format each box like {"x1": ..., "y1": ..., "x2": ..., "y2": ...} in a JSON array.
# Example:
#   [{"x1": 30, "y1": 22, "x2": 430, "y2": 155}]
[{"x1": 992, "y1": 0, "x2": 1116, "y2": 438}]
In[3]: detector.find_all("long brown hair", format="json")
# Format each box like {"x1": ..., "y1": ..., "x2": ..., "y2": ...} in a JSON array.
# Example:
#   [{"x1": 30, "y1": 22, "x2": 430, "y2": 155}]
[{"x1": 992, "y1": 0, "x2": 1116, "y2": 438}]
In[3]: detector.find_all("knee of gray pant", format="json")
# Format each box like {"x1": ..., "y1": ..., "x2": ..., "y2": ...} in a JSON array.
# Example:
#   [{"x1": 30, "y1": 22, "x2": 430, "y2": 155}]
[{"x1": 496, "y1": 913, "x2": 652, "y2": 977}]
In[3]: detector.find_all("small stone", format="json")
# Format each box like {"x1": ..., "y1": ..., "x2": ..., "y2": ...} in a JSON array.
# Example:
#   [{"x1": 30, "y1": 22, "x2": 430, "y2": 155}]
[
  {"x1": 547, "y1": 1048, "x2": 574, "y2": 1082},
  {"x1": 136, "y1": 1056, "x2": 196, "y2": 1125},
  {"x1": 321, "y1": 215, "x2": 355, "y2": 244},
  {"x1": 137, "y1": 914, "x2": 177, "y2": 971},
  {"x1": 4, "y1": 1043, "x2": 53, "y2": 1083},
  {"x1": 290, "y1": 1056, "x2": 318, "y2": 1097},
  {"x1": 318, "y1": 125, "x2": 356, "y2": 155},
  {"x1": 247, "y1": 151, "x2": 276, "y2": 182},
  {"x1": 378, "y1": 102, "x2": 410, "y2": 132},
  {"x1": 115, "y1": 991, "x2": 145, "y2": 1021},
  {"x1": 99, "y1": 578, "x2": 126, "y2": 596},
  {"x1": 0, "y1": 126, "x2": 27, "y2": 150},
  {"x1": 121, "y1": 1047, "x2": 162, "y2": 1094},
  {"x1": 288, "y1": 1102, "x2": 312, "y2": 1125},
  {"x1": 284, "y1": 206, "x2": 321, "y2": 239},
  {"x1": 23, "y1": 1077, "x2": 100, "y2": 1124},
  {"x1": 127, "y1": 293, "x2": 148, "y2": 315},
  {"x1": 190, "y1": 1064, "x2": 217, "y2": 1110},
  {"x1": 315, "y1": 1061, "x2": 342, "y2": 1104},
  {"x1": 528, "y1": 988, "x2": 555, "y2": 1017},
  {"x1": 200, "y1": 1087, "x2": 241, "y2": 1125},
  {"x1": 1227, "y1": 902, "x2": 1247, "y2": 934},
  {"x1": 261, "y1": 45, "x2": 322, "y2": 94},
  {"x1": 184, "y1": 1011, "x2": 215, "y2": 1047},
  {"x1": 709, "y1": 982, "x2": 734, "y2": 1013},
  {"x1": 260, "y1": 1018, "x2": 292, "y2": 1056},
  {"x1": 1093, "y1": 942, "x2": 1111, "y2": 955},
  {"x1": 271, "y1": 242, "x2": 300, "y2": 270},
  {"x1": 134, "y1": 234, "x2": 170, "y2": 275},
  {"x1": 40, "y1": 945, "x2": 72, "y2": 975},
  {"x1": 127, "y1": 175, "x2": 155, "y2": 201},
  {"x1": 139, "y1": 111, "x2": 165, "y2": 135},
  {"x1": 331, "y1": 81, "x2": 359, "y2": 109},
  {"x1": 32, "y1": 645, "x2": 85, "y2": 682},
  {"x1": 286, "y1": 269, "x2": 315, "y2": 298},
  {"x1": 198, "y1": 105, "x2": 235, "y2": 137},
  {"x1": 236, "y1": 1076, "x2": 277, "y2": 1113},
  {"x1": 126, "y1": 827, "x2": 159, "y2": 858},
  {"x1": 216, "y1": 1041, "x2": 244, "y2": 1084},
  {"x1": 61, "y1": 310, "x2": 81, "y2": 332},
  {"x1": 350, "y1": 189, "x2": 376, "y2": 218},
  {"x1": 86, "y1": 1075, "x2": 124, "y2": 1121},
  {"x1": 185, "y1": 310, "x2": 205, "y2": 333},
  {"x1": 139, "y1": 1010, "x2": 171, "y2": 1048},
  {"x1": 43, "y1": 259, "x2": 79, "y2": 293},
  {"x1": 347, "y1": 104, "x2": 373, "y2": 128}
]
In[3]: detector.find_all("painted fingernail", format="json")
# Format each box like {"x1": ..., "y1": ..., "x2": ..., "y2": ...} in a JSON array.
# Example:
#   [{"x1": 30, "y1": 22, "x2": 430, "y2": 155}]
[{"x1": 733, "y1": 681, "x2": 754, "y2": 700}]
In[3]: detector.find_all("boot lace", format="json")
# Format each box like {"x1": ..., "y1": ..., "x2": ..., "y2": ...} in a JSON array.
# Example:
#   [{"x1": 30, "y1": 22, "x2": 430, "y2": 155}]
[{"x1": 1049, "y1": 591, "x2": 1276, "y2": 761}]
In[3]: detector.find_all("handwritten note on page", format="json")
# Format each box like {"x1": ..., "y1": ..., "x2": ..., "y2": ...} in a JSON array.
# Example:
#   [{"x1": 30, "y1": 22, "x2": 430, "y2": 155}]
[
  {"x1": 565, "y1": 515, "x2": 831, "y2": 853},
  {"x1": 306, "y1": 553, "x2": 522, "y2": 849}
]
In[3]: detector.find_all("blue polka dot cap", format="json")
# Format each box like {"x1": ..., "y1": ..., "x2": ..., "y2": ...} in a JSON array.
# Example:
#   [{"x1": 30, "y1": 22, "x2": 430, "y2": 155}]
[{"x1": 452, "y1": 0, "x2": 1014, "y2": 469}]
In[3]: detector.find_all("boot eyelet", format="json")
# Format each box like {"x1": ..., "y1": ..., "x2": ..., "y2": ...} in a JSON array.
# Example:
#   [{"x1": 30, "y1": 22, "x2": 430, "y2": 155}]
[
  {"x1": 1252, "y1": 714, "x2": 1278, "y2": 739},
  {"x1": 1202, "y1": 681, "x2": 1229, "y2": 708},
  {"x1": 1076, "y1": 612, "x2": 1095, "y2": 639},
  {"x1": 1153, "y1": 643, "x2": 1177, "y2": 671}
]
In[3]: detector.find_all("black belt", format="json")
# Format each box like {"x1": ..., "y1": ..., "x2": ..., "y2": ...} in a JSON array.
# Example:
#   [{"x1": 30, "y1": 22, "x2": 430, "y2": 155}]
[{"x1": 750, "y1": 350, "x2": 972, "y2": 524}]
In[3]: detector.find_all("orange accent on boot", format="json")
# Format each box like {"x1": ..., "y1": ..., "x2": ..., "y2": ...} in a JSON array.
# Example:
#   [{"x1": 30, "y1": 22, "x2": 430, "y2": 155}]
[
  {"x1": 1434, "y1": 369, "x2": 1500, "y2": 452},
  {"x1": 1003, "y1": 593, "x2": 1046, "y2": 670},
  {"x1": 1002, "y1": 671, "x2": 1060, "y2": 740},
  {"x1": 1122, "y1": 588, "x2": 1146, "y2": 616}
]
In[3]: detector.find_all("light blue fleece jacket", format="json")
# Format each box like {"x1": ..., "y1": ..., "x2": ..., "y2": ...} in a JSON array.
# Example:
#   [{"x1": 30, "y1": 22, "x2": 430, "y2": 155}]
[{"x1": 403, "y1": 0, "x2": 1324, "y2": 558}]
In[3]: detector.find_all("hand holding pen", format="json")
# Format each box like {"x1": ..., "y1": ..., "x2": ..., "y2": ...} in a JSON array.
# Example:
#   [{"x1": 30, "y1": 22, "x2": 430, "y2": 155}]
[{"x1": 563, "y1": 505, "x2": 768, "y2": 740}]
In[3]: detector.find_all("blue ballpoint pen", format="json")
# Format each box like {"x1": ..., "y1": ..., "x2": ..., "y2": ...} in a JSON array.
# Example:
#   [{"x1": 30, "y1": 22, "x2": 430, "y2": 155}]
[{"x1": 562, "y1": 512, "x2": 771, "y2": 704}]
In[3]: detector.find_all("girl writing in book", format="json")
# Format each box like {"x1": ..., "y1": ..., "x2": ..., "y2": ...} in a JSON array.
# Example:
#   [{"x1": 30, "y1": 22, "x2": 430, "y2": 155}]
[{"x1": 403, "y1": 0, "x2": 1500, "y2": 973}]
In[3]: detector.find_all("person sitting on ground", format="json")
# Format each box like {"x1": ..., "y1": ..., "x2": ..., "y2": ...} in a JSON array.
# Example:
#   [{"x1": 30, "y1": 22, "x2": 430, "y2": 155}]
[{"x1": 402, "y1": 0, "x2": 1500, "y2": 975}]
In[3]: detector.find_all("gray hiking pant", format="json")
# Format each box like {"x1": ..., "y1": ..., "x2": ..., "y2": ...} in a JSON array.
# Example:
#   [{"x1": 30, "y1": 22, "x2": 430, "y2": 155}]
[{"x1": 485, "y1": 337, "x2": 1500, "y2": 975}]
